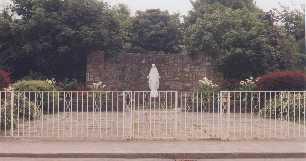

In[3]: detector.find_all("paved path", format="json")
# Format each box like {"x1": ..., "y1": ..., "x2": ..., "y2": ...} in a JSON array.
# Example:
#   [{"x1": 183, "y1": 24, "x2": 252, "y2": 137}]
[
  {"x1": 5, "y1": 112, "x2": 305, "y2": 140},
  {"x1": 1, "y1": 159, "x2": 306, "y2": 161},
  {"x1": 0, "y1": 140, "x2": 305, "y2": 159}
]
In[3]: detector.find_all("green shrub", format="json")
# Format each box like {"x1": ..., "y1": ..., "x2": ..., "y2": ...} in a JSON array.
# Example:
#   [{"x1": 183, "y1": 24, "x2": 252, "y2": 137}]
[
  {"x1": 260, "y1": 93, "x2": 306, "y2": 123},
  {"x1": 12, "y1": 80, "x2": 59, "y2": 113},
  {"x1": 1, "y1": 93, "x2": 40, "y2": 131},
  {"x1": 57, "y1": 79, "x2": 80, "y2": 91},
  {"x1": 13, "y1": 80, "x2": 57, "y2": 91}
]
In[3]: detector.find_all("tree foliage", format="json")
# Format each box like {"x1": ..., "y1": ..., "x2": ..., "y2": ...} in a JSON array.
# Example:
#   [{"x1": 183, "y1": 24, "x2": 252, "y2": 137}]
[
  {"x1": 0, "y1": 0, "x2": 122, "y2": 80},
  {"x1": 111, "y1": 4, "x2": 132, "y2": 50},
  {"x1": 184, "y1": 1, "x2": 302, "y2": 79},
  {"x1": 130, "y1": 9, "x2": 182, "y2": 53},
  {"x1": 0, "y1": 0, "x2": 304, "y2": 82}
]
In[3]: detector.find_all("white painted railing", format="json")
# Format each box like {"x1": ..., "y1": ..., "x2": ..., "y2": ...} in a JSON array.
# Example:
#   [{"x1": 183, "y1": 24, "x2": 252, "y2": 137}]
[{"x1": 0, "y1": 91, "x2": 305, "y2": 140}]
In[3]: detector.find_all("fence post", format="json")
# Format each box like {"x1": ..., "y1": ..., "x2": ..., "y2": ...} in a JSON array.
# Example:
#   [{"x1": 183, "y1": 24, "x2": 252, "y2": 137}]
[
  {"x1": 10, "y1": 91, "x2": 14, "y2": 136},
  {"x1": 174, "y1": 91, "x2": 178, "y2": 138}
]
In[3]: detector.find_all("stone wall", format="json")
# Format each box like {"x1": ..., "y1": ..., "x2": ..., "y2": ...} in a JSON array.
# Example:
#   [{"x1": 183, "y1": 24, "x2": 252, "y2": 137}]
[{"x1": 86, "y1": 51, "x2": 221, "y2": 91}]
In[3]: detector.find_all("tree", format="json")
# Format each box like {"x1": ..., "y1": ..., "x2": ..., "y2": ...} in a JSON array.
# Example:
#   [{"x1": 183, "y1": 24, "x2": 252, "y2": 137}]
[
  {"x1": 190, "y1": 0, "x2": 256, "y2": 10},
  {"x1": 263, "y1": 8, "x2": 305, "y2": 71},
  {"x1": 184, "y1": 1, "x2": 299, "y2": 79},
  {"x1": 130, "y1": 9, "x2": 182, "y2": 53},
  {"x1": 111, "y1": 4, "x2": 132, "y2": 50},
  {"x1": 0, "y1": 0, "x2": 122, "y2": 80}
]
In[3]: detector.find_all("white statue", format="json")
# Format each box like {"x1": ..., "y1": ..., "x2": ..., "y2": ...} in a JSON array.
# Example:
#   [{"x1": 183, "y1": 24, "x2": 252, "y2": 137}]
[{"x1": 148, "y1": 64, "x2": 160, "y2": 98}]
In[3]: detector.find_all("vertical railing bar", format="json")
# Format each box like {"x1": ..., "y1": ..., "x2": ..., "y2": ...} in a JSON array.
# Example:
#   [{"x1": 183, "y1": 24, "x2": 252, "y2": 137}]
[
  {"x1": 81, "y1": 91, "x2": 84, "y2": 137},
  {"x1": 92, "y1": 92, "x2": 95, "y2": 138},
  {"x1": 189, "y1": 92, "x2": 195, "y2": 138},
  {"x1": 165, "y1": 92, "x2": 168, "y2": 137},
  {"x1": 70, "y1": 91, "x2": 73, "y2": 137},
  {"x1": 17, "y1": 92, "x2": 20, "y2": 137},
  {"x1": 269, "y1": 92, "x2": 272, "y2": 138},
  {"x1": 52, "y1": 91, "x2": 55, "y2": 137},
  {"x1": 153, "y1": 92, "x2": 156, "y2": 137},
  {"x1": 4, "y1": 92, "x2": 7, "y2": 136},
  {"x1": 137, "y1": 92, "x2": 140, "y2": 137},
  {"x1": 34, "y1": 92, "x2": 37, "y2": 137},
  {"x1": 287, "y1": 92, "x2": 290, "y2": 138},
  {"x1": 175, "y1": 91, "x2": 178, "y2": 139},
  {"x1": 130, "y1": 92, "x2": 133, "y2": 139},
  {"x1": 23, "y1": 92, "x2": 26, "y2": 137},
  {"x1": 47, "y1": 92, "x2": 50, "y2": 137},
  {"x1": 212, "y1": 92, "x2": 215, "y2": 137},
  {"x1": 274, "y1": 92, "x2": 277, "y2": 138},
  {"x1": 293, "y1": 92, "x2": 296, "y2": 137},
  {"x1": 86, "y1": 91, "x2": 89, "y2": 138},
  {"x1": 123, "y1": 92, "x2": 125, "y2": 138},
  {"x1": 41, "y1": 92, "x2": 44, "y2": 137},
  {"x1": 10, "y1": 91, "x2": 14, "y2": 137},
  {"x1": 159, "y1": 92, "x2": 161, "y2": 137},
  {"x1": 227, "y1": 92, "x2": 231, "y2": 139},
  {"x1": 250, "y1": 92, "x2": 253, "y2": 138},
  {"x1": 196, "y1": 91, "x2": 199, "y2": 138},
  {"x1": 263, "y1": 92, "x2": 266, "y2": 138},
  {"x1": 99, "y1": 91, "x2": 102, "y2": 138},
  {"x1": 116, "y1": 92, "x2": 119, "y2": 137},
  {"x1": 239, "y1": 92, "x2": 242, "y2": 139},
  {"x1": 143, "y1": 92, "x2": 145, "y2": 137},
  {"x1": 200, "y1": 92, "x2": 203, "y2": 138},
  {"x1": 76, "y1": 92, "x2": 79, "y2": 137},
  {"x1": 233, "y1": 92, "x2": 236, "y2": 139},
  {"x1": 258, "y1": 92, "x2": 261, "y2": 139},
  {"x1": 171, "y1": 92, "x2": 174, "y2": 137},
  {"x1": 57, "y1": 92, "x2": 60, "y2": 137},
  {"x1": 63, "y1": 91, "x2": 65, "y2": 137},
  {"x1": 106, "y1": 92, "x2": 108, "y2": 137},
  {"x1": 28, "y1": 92, "x2": 30, "y2": 137},
  {"x1": 184, "y1": 93, "x2": 187, "y2": 137},
  {"x1": 280, "y1": 92, "x2": 283, "y2": 138},
  {"x1": 298, "y1": 92, "x2": 301, "y2": 137},
  {"x1": 244, "y1": 92, "x2": 247, "y2": 138},
  {"x1": 111, "y1": 92, "x2": 114, "y2": 137},
  {"x1": 180, "y1": 92, "x2": 183, "y2": 138}
]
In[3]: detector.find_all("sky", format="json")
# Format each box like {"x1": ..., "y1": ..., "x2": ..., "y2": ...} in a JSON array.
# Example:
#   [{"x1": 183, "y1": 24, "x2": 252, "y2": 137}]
[{"x1": 0, "y1": 0, "x2": 305, "y2": 14}]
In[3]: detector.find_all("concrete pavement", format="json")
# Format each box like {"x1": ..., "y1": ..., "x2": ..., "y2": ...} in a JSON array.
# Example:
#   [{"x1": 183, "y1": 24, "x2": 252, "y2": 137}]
[{"x1": 0, "y1": 139, "x2": 305, "y2": 159}]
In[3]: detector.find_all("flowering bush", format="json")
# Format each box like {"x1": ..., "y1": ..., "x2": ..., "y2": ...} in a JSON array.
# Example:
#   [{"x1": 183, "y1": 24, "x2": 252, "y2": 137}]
[
  {"x1": 239, "y1": 77, "x2": 257, "y2": 91},
  {"x1": 91, "y1": 81, "x2": 107, "y2": 91},
  {"x1": 0, "y1": 69, "x2": 10, "y2": 90},
  {"x1": 256, "y1": 71, "x2": 306, "y2": 91},
  {"x1": 198, "y1": 77, "x2": 219, "y2": 92}
]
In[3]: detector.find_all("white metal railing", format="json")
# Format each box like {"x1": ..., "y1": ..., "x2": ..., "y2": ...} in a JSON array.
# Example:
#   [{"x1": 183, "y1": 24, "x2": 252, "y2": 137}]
[{"x1": 0, "y1": 91, "x2": 305, "y2": 140}]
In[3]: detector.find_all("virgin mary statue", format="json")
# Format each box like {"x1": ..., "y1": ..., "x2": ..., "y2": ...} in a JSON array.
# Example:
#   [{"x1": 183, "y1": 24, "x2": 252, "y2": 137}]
[{"x1": 148, "y1": 64, "x2": 160, "y2": 98}]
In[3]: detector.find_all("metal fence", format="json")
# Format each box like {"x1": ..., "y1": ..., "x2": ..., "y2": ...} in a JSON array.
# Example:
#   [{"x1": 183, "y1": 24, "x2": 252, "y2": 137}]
[{"x1": 0, "y1": 91, "x2": 305, "y2": 140}]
